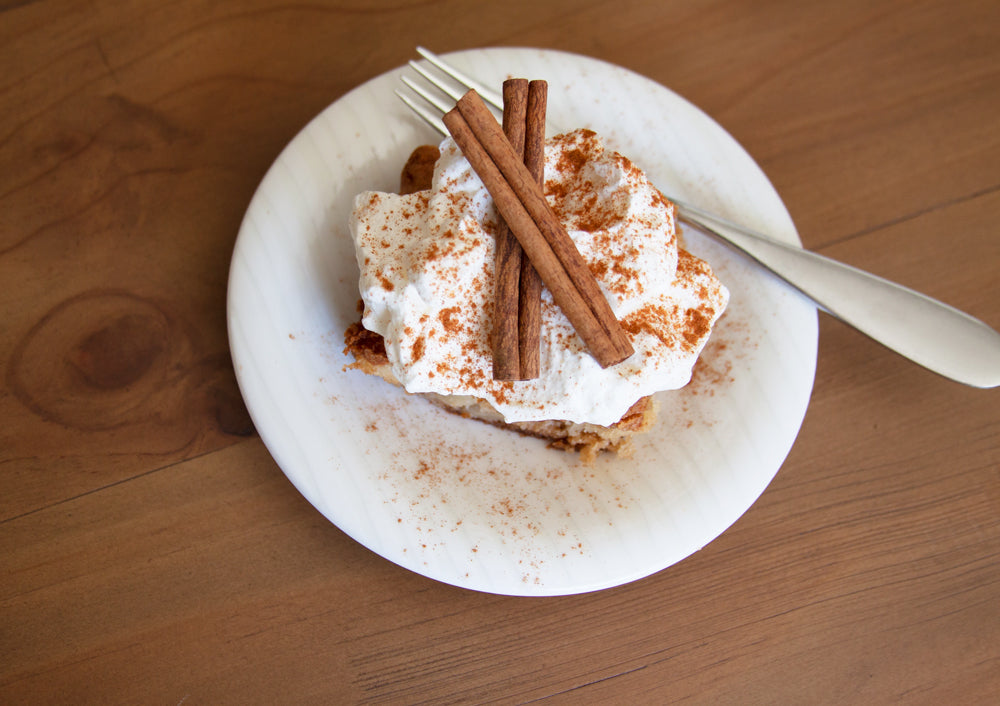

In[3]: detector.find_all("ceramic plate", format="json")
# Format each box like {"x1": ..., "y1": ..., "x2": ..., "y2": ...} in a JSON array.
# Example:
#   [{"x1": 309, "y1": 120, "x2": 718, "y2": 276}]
[{"x1": 227, "y1": 47, "x2": 817, "y2": 596}]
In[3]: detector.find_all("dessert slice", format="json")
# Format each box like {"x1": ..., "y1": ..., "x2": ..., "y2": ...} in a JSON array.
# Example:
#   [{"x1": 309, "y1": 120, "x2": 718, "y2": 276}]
[
  {"x1": 343, "y1": 128, "x2": 728, "y2": 461},
  {"x1": 344, "y1": 318, "x2": 656, "y2": 461}
]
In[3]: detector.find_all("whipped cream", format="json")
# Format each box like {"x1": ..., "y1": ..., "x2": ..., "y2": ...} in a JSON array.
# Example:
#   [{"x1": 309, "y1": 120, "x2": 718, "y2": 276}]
[{"x1": 349, "y1": 129, "x2": 729, "y2": 426}]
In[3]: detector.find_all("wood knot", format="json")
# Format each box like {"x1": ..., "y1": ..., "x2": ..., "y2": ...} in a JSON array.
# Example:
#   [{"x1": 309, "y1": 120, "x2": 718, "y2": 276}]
[
  {"x1": 9, "y1": 289, "x2": 254, "y2": 439},
  {"x1": 68, "y1": 313, "x2": 165, "y2": 390},
  {"x1": 9, "y1": 290, "x2": 180, "y2": 430}
]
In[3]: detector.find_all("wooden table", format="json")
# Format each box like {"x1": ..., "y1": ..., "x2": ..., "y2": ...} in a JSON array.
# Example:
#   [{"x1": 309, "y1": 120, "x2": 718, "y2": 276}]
[{"x1": 3, "y1": 1, "x2": 998, "y2": 702}]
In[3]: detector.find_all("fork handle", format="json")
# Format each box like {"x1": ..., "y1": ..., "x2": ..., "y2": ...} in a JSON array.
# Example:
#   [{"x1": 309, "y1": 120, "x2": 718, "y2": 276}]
[{"x1": 678, "y1": 203, "x2": 1000, "y2": 388}]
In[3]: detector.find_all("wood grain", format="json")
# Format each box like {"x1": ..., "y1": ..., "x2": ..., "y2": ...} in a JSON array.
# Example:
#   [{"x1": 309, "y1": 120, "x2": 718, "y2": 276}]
[{"x1": 1, "y1": 0, "x2": 997, "y2": 703}]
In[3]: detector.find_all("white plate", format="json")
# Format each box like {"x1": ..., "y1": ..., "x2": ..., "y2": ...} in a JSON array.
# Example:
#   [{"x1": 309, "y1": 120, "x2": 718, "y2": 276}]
[{"x1": 227, "y1": 48, "x2": 817, "y2": 596}]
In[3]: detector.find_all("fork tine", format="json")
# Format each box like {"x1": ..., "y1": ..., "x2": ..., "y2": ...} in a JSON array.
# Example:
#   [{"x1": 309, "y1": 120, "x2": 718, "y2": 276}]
[
  {"x1": 415, "y1": 46, "x2": 503, "y2": 109},
  {"x1": 400, "y1": 74, "x2": 454, "y2": 116},
  {"x1": 395, "y1": 89, "x2": 447, "y2": 136},
  {"x1": 398, "y1": 48, "x2": 504, "y2": 137},
  {"x1": 405, "y1": 62, "x2": 464, "y2": 105}
]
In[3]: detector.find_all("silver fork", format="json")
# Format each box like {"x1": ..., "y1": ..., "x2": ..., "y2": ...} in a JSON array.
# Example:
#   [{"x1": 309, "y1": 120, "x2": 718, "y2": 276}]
[{"x1": 396, "y1": 47, "x2": 1000, "y2": 388}]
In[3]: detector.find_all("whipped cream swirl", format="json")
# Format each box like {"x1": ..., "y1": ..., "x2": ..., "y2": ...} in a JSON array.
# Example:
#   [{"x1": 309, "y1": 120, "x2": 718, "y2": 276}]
[{"x1": 349, "y1": 129, "x2": 728, "y2": 425}]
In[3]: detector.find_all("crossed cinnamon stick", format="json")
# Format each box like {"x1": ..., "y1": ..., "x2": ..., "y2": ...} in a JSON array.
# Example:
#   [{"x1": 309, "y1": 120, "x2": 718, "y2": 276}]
[{"x1": 443, "y1": 88, "x2": 634, "y2": 373}]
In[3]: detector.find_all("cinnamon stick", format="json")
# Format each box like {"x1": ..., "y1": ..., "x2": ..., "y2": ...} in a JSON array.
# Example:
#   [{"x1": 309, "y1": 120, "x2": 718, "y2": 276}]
[
  {"x1": 517, "y1": 80, "x2": 547, "y2": 378},
  {"x1": 443, "y1": 91, "x2": 634, "y2": 368},
  {"x1": 491, "y1": 79, "x2": 528, "y2": 380}
]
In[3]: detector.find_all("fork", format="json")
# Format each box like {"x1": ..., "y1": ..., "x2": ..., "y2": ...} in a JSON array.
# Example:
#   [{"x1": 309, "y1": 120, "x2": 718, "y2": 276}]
[{"x1": 396, "y1": 47, "x2": 1000, "y2": 389}]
